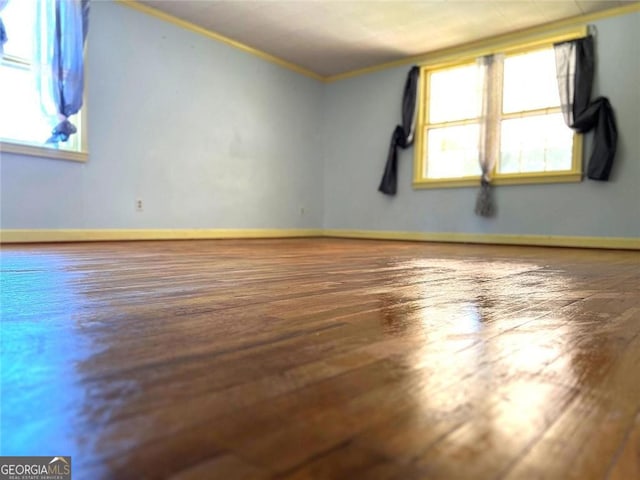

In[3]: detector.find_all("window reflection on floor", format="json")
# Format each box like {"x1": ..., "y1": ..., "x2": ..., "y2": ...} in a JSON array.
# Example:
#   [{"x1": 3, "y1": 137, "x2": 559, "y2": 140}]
[
  {"x1": 375, "y1": 257, "x2": 579, "y2": 453},
  {"x1": 1, "y1": 253, "x2": 92, "y2": 458}
]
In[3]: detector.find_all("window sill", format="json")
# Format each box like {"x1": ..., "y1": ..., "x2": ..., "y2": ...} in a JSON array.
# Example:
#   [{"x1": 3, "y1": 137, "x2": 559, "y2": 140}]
[
  {"x1": 412, "y1": 171, "x2": 582, "y2": 189},
  {"x1": 413, "y1": 177, "x2": 480, "y2": 189},
  {"x1": 492, "y1": 172, "x2": 582, "y2": 185},
  {"x1": 0, "y1": 141, "x2": 88, "y2": 163}
]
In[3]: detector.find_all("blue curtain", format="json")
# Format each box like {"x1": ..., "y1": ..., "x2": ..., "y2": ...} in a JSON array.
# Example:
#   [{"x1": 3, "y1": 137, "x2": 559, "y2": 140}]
[
  {"x1": 0, "y1": 0, "x2": 9, "y2": 58},
  {"x1": 34, "y1": 0, "x2": 90, "y2": 145},
  {"x1": 0, "y1": 19, "x2": 6, "y2": 57}
]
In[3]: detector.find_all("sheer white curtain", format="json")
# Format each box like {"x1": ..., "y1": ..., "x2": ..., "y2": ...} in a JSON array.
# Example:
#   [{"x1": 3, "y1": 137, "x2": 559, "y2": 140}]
[
  {"x1": 475, "y1": 54, "x2": 501, "y2": 217},
  {"x1": 554, "y1": 41, "x2": 577, "y2": 126}
]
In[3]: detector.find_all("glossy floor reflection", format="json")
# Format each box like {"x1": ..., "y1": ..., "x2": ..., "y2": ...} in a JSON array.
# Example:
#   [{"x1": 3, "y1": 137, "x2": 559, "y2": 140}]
[{"x1": 1, "y1": 239, "x2": 639, "y2": 479}]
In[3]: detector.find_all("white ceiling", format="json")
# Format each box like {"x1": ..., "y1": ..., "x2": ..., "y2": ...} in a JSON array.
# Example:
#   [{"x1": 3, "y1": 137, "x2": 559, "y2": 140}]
[{"x1": 138, "y1": 0, "x2": 637, "y2": 77}]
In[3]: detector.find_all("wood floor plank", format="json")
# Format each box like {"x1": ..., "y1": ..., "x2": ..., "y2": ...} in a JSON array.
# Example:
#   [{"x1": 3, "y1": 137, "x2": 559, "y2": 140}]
[
  {"x1": 503, "y1": 324, "x2": 640, "y2": 480},
  {"x1": 276, "y1": 442, "x2": 428, "y2": 480},
  {"x1": 607, "y1": 410, "x2": 640, "y2": 480},
  {"x1": 1, "y1": 238, "x2": 639, "y2": 479},
  {"x1": 169, "y1": 454, "x2": 269, "y2": 480}
]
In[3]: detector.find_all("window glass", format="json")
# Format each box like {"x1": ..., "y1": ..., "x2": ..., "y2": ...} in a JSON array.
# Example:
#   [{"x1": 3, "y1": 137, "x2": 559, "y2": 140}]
[
  {"x1": 429, "y1": 63, "x2": 483, "y2": 123},
  {"x1": 426, "y1": 124, "x2": 482, "y2": 178},
  {"x1": 502, "y1": 49, "x2": 561, "y2": 113},
  {"x1": 415, "y1": 42, "x2": 580, "y2": 187},
  {"x1": 2, "y1": 0, "x2": 35, "y2": 59},
  {"x1": 499, "y1": 113, "x2": 573, "y2": 174},
  {"x1": 0, "y1": 64, "x2": 53, "y2": 144}
]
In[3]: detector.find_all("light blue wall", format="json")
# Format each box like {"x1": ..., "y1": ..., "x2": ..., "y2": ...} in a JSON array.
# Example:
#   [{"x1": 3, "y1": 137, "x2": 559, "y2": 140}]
[
  {"x1": 322, "y1": 12, "x2": 640, "y2": 238},
  {"x1": 1, "y1": 5, "x2": 638, "y2": 239},
  {"x1": 0, "y1": 1, "x2": 323, "y2": 229}
]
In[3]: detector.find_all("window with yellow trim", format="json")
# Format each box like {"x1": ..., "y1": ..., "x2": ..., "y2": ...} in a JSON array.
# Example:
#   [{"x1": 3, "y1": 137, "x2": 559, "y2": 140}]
[{"x1": 414, "y1": 41, "x2": 582, "y2": 188}]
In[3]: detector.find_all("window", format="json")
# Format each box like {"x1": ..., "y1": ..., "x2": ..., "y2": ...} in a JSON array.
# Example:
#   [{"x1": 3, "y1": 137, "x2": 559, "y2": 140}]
[
  {"x1": 413, "y1": 31, "x2": 585, "y2": 188},
  {"x1": 0, "y1": 0, "x2": 86, "y2": 161}
]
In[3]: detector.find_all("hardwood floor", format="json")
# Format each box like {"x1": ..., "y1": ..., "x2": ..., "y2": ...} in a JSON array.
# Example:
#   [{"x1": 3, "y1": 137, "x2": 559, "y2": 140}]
[{"x1": 1, "y1": 238, "x2": 639, "y2": 479}]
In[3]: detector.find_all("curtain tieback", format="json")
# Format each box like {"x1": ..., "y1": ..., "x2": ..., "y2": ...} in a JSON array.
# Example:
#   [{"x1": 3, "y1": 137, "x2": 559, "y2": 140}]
[{"x1": 46, "y1": 119, "x2": 78, "y2": 145}]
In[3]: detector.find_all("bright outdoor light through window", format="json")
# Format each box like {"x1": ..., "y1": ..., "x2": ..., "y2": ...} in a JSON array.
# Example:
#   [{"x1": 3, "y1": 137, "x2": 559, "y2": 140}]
[
  {"x1": 500, "y1": 113, "x2": 573, "y2": 174},
  {"x1": 0, "y1": 0, "x2": 82, "y2": 152},
  {"x1": 502, "y1": 49, "x2": 561, "y2": 113},
  {"x1": 499, "y1": 49, "x2": 574, "y2": 175},
  {"x1": 416, "y1": 42, "x2": 580, "y2": 186},
  {"x1": 1, "y1": 0, "x2": 33, "y2": 59},
  {"x1": 425, "y1": 63, "x2": 484, "y2": 179},
  {"x1": 427, "y1": 124, "x2": 482, "y2": 179},
  {"x1": 429, "y1": 64, "x2": 483, "y2": 123}
]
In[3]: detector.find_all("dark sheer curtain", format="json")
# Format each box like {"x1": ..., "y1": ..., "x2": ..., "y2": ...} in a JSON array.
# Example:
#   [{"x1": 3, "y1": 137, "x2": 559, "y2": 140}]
[
  {"x1": 379, "y1": 66, "x2": 419, "y2": 195},
  {"x1": 554, "y1": 35, "x2": 618, "y2": 181}
]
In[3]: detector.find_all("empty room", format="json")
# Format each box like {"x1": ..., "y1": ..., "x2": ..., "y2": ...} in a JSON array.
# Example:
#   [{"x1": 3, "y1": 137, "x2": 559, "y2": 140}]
[{"x1": 1, "y1": 0, "x2": 639, "y2": 478}]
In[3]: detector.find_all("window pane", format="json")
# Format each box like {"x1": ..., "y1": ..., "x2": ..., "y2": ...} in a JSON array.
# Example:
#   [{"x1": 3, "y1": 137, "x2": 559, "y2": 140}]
[
  {"x1": 429, "y1": 63, "x2": 483, "y2": 123},
  {"x1": 503, "y1": 48, "x2": 561, "y2": 113},
  {"x1": 426, "y1": 124, "x2": 481, "y2": 179},
  {"x1": 0, "y1": 65, "x2": 52, "y2": 144},
  {"x1": 0, "y1": 64, "x2": 79, "y2": 151},
  {"x1": 499, "y1": 114, "x2": 574, "y2": 174},
  {"x1": 1, "y1": 0, "x2": 35, "y2": 59}
]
